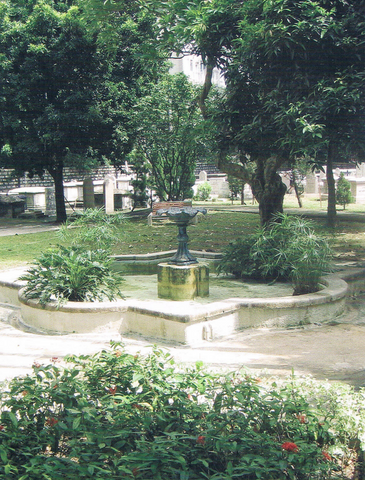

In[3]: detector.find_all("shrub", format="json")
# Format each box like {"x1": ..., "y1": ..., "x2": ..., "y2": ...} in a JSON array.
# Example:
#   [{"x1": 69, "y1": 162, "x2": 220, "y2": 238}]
[
  {"x1": 20, "y1": 246, "x2": 124, "y2": 305},
  {"x1": 0, "y1": 345, "x2": 360, "y2": 479},
  {"x1": 195, "y1": 182, "x2": 212, "y2": 201},
  {"x1": 58, "y1": 208, "x2": 124, "y2": 251},
  {"x1": 21, "y1": 209, "x2": 124, "y2": 305},
  {"x1": 218, "y1": 214, "x2": 333, "y2": 294},
  {"x1": 336, "y1": 173, "x2": 353, "y2": 210}
]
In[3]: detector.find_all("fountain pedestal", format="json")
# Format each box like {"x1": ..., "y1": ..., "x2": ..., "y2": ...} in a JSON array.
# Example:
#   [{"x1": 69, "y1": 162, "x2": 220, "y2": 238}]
[
  {"x1": 155, "y1": 206, "x2": 209, "y2": 300},
  {"x1": 158, "y1": 263, "x2": 209, "y2": 300}
]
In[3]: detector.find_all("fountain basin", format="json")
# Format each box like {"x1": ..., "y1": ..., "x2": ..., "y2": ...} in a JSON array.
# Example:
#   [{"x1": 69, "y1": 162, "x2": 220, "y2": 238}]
[{"x1": 12, "y1": 273, "x2": 348, "y2": 345}]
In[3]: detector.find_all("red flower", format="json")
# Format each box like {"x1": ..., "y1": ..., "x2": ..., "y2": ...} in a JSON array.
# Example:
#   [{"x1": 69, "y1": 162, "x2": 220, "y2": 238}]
[
  {"x1": 132, "y1": 404, "x2": 142, "y2": 410},
  {"x1": 281, "y1": 442, "x2": 299, "y2": 453},
  {"x1": 109, "y1": 386, "x2": 117, "y2": 395},
  {"x1": 33, "y1": 362, "x2": 41, "y2": 368},
  {"x1": 197, "y1": 435, "x2": 206, "y2": 445},
  {"x1": 51, "y1": 357, "x2": 59, "y2": 363},
  {"x1": 45, "y1": 417, "x2": 58, "y2": 427},
  {"x1": 322, "y1": 451, "x2": 332, "y2": 462},
  {"x1": 0, "y1": 425, "x2": 4, "y2": 431},
  {"x1": 295, "y1": 414, "x2": 307, "y2": 424}
]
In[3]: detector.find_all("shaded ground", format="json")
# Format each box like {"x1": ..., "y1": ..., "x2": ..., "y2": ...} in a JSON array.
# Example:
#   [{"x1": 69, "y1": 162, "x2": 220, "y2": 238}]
[{"x1": 1, "y1": 294, "x2": 365, "y2": 387}]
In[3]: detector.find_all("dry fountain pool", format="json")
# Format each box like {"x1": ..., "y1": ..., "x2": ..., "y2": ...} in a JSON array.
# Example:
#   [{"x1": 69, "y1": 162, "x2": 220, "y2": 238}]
[{"x1": 0, "y1": 251, "x2": 352, "y2": 346}]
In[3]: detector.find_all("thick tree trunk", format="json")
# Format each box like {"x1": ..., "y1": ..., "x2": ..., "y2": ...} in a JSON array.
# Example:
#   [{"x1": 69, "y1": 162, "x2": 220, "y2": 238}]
[
  {"x1": 326, "y1": 143, "x2": 337, "y2": 228},
  {"x1": 252, "y1": 172, "x2": 287, "y2": 225},
  {"x1": 48, "y1": 161, "x2": 67, "y2": 223},
  {"x1": 250, "y1": 158, "x2": 287, "y2": 225}
]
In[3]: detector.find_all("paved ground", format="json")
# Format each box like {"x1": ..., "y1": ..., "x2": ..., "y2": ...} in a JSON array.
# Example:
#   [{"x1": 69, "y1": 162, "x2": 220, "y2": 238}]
[{"x1": 1, "y1": 293, "x2": 365, "y2": 387}]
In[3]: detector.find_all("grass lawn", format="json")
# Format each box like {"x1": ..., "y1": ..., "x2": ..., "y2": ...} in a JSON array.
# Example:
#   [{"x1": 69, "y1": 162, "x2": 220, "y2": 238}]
[{"x1": 0, "y1": 203, "x2": 364, "y2": 270}]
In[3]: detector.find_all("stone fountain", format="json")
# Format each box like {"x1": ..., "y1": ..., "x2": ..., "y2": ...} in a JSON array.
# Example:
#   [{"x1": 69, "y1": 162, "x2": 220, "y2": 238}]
[{"x1": 156, "y1": 206, "x2": 209, "y2": 300}]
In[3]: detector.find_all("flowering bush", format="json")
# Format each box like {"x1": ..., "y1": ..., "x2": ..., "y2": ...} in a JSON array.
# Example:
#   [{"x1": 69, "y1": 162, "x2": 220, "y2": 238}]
[{"x1": 0, "y1": 345, "x2": 361, "y2": 479}]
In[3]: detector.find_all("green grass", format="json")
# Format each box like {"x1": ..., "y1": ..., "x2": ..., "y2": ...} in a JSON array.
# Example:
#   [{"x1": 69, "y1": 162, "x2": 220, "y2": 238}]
[
  {"x1": 0, "y1": 231, "x2": 59, "y2": 270},
  {"x1": 0, "y1": 207, "x2": 364, "y2": 271}
]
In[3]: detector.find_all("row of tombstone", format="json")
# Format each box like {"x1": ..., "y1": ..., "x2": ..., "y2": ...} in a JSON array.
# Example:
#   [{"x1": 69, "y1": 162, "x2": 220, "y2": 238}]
[{"x1": 45, "y1": 174, "x2": 120, "y2": 216}]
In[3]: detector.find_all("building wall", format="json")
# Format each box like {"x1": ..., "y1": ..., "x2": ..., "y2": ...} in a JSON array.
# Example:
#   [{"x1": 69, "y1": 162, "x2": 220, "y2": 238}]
[
  {"x1": 0, "y1": 166, "x2": 119, "y2": 193},
  {"x1": 169, "y1": 54, "x2": 225, "y2": 88}
]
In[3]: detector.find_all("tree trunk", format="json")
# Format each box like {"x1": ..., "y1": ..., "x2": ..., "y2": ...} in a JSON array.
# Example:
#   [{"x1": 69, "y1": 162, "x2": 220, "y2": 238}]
[
  {"x1": 250, "y1": 160, "x2": 287, "y2": 225},
  {"x1": 48, "y1": 161, "x2": 67, "y2": 223},
  {"x1": 240, "y1": 183, "x2": 245, "y2": 205},
  {"x1": 292, "y1": 171, "x2": 303, "y2": 208},
  {"x1": 326, "y1": 143, "x2": 337, "y2": 228},
  {"x1": 253, "y1": 174, "x2": 287, "y2": 225}
]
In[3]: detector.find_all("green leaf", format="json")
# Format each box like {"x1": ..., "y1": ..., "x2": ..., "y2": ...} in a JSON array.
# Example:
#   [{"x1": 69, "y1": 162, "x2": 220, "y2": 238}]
[
  {"x1": 73, "y1": 416, "x2": 81, "y2": 430},
  {"x1": 0, "y1": 447, "x2": 8, "y2": 463}
]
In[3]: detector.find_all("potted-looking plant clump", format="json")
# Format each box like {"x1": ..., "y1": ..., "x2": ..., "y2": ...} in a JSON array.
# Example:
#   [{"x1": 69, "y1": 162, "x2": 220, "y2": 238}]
[
  {"x1": 217, "y1": 213, "x2": 333, "y2": 295},
  {"x1": 20, "y1": 209, "x2": 124, "y2": 306}
]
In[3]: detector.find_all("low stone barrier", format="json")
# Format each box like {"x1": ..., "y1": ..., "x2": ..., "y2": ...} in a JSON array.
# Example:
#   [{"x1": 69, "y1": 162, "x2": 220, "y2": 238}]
[
  {"x1": 0, "y1": 255, "x2": 362, "y2": 346},
  {"x1": 17, "y1": 273, "x2": 348, "y2": 345}
]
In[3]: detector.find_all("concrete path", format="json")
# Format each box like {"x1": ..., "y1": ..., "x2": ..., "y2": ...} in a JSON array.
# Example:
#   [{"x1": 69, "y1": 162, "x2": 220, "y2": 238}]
[{"x1": 1, "y1": 293, "x2": 365, "y2": 387}]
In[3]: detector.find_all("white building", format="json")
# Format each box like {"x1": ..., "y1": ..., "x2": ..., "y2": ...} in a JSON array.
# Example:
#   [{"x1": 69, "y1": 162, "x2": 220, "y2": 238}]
[{"x1": 169, "y1": 53, "x2": 225, "y2": 88}]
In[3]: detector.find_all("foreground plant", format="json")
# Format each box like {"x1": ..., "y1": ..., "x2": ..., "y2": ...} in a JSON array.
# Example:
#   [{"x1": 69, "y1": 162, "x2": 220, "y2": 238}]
[
  {"x1": 0, "y1": 345, "x2": 361, "y2": 479},
  {"x1": 218, "y1": 213, "x2": 333, "y2": 294}
]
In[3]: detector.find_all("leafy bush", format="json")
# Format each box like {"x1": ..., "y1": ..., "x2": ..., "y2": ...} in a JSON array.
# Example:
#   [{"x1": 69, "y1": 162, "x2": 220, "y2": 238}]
[
  {"x1": 195, "y1": 182, "x2": 212, "y2": 201},
  {"x1": 58, "y1": 208, "x2": 124, "y2": 251},
  {"x1": 218, "y1": 214, "x2": 333, "y2": 294},
  {"x1": 20, "y1": 246, "x2": 123, "y2": 305},
  {"x1": 21, "y1": 209, "x2": 124, "y2": 305},
  {"x1": 336, "y1": 173, "x2": 353, "y2": 210},
  {"x1": 1, "y1": 345, "x2": 361, "y2": 479}
]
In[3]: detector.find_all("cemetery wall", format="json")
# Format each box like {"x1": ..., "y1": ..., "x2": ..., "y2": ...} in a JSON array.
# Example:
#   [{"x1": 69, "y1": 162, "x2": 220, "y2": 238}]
[{"x1": 0, "y1": 166, "x2": 119, "y2": 192}]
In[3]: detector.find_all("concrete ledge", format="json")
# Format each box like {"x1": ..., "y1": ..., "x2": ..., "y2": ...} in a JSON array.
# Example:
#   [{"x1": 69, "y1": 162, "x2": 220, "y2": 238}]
[
  {"x1": 19, "y1": 289, "x2": 128, "y2": 334},
  {"x1": 112, "y1": 251, "x2": 222, "y2": 274},
  {"x1": 16, "y1": 274, "x2": 348, "y2": 345}
]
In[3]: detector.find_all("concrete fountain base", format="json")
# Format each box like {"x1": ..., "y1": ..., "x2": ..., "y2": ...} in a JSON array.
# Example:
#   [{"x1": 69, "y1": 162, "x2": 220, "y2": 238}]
[{"x1": 0, "y1": 259, "x2": 350, "y2": 345}]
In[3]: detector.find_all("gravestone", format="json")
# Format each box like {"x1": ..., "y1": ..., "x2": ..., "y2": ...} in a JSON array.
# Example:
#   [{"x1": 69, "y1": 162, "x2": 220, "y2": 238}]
[
  {"x1": 83, "y1": 177, "x2": 95, "y2": 209},
  {"x1": 199, "y1": 170, "x2": 207, "y2": 182},
  {"x1": 104, "y1": 174, "x2": 115, "y2": 213},
  {"x1": 45, "y1": 187, "x2": 56, "y2": 216}
]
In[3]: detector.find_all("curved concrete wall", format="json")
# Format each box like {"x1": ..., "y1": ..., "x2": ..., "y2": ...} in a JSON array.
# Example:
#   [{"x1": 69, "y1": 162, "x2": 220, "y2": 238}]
[{"x1": 17, "y1": 274, "x2": 348, "y2": 346}]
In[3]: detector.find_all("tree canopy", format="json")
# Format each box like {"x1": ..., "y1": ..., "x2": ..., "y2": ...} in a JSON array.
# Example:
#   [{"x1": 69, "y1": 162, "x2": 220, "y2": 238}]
[
  {"x1": 155, "y1": 0, "x2": 365, "y2": 225},
  {"x1": 131, "y1": 73, "x2": 207, "y2": 201},
  {"x1": 0, "y1": 0, "x2": 163, "y2": 222}
]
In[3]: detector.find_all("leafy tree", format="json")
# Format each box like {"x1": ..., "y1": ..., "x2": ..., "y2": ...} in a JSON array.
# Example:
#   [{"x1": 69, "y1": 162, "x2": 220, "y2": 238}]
[
  {"x1": 290, "y1": 158, "x2": 312, "y2": 208},
  {"x1": 132, "y1": 73, "x2": 205, "y2": 201},
  {"x1": 228, "y1": 175, "x2": 245, "y2": 205},
  {"x1": 336, "y1": 172, "x2": 353, "y2": 210},
  {"x1": 0, "y1": 0, "x2": 161, "y2": 222},
  {"x1": 127, "y1": 148, "x2": 150, "y2": 209},
  {"x1": 156, "y1": 0, "x2": 365, "y2": 226}
]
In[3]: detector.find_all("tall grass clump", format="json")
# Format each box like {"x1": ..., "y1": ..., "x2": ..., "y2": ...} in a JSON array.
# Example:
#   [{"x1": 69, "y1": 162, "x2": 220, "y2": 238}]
[
  {"x1": 218, "y1": 213, "x2": 333, "y2": 295},
  {"x1": 20, "y1": 209, "x2": 124, "y2": 305}
]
